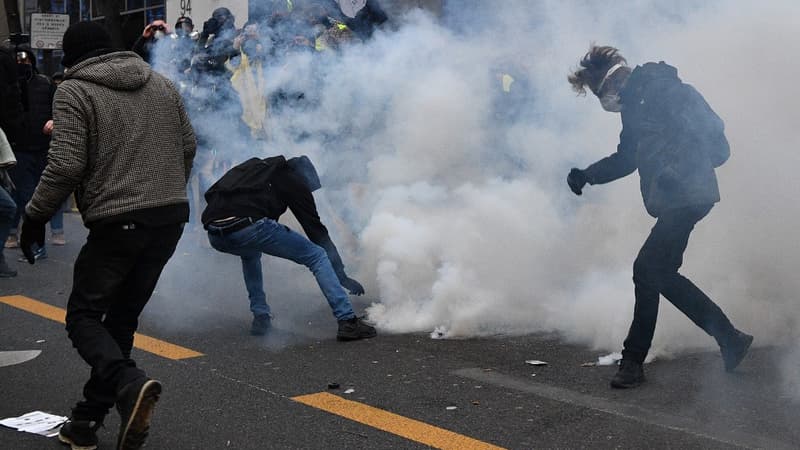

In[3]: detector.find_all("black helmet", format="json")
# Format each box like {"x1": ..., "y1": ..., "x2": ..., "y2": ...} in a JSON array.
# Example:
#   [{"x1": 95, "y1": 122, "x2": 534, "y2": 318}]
[
  {"x1": 212, "y1": 7, "x2": 235, "y2": 26},
  {"x1": 175, "y1": 16, "x2": 194, "y2": 30}
]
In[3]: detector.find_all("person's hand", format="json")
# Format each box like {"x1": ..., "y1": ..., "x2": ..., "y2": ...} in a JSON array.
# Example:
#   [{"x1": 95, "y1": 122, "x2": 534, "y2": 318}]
[
  {"x1": 20, "y1": 212, "x2": 46, "y2": 264},
  {"x1": 42, "y1": 119, "x2": 54, "y2": 135},
  {"x1": 567, "y1": 168, "x2": 588, "y2": 196},
  {"x1": 341, "y1": 277, "x2": 365, "y2": 296},
  {"x1": 143, "y1": 20, "x2": 169, "y2": 38}
]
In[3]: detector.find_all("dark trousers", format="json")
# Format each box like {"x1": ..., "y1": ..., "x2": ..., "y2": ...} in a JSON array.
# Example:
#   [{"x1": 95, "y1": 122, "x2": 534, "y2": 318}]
[
  {"x1": 622, "y1": 204, "x2": 736, "y2": 364},
  {"x1": 66, "y1": 222, "x2": 183, "y2": 421}
]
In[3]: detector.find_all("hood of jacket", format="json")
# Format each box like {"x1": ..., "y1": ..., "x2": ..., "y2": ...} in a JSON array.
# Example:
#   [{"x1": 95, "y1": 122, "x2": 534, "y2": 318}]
[
  {"x1": 65, "y1": 51, "x2": 152, "y2": 91},
  {"x1": 620, "y1": 61, "x2": 680, "y2": 104}
]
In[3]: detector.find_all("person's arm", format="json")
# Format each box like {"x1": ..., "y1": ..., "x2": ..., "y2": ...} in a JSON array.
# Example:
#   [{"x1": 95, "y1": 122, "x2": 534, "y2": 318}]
[
  {"x1": 284, "y1": 173, "x2": 364, "y2": 294},
  {"x1": 175, "y1": 89, "x2": 196, "y2": 181},
  {"x1": 26, "y1": 85, "x2": 88, "y2": 221},
  {"x1": 132, "y1": 35, "x2": 152, "y2": 61},
  {"x1": 583, "y1": 129, "x2": 637, "y2": 185}
]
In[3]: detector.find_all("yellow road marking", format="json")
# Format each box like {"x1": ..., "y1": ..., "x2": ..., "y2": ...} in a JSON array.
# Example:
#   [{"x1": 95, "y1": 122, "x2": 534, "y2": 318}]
[
  {"x1": 292, "y1": 392, "x2": 506, "y2": 450},
  {"x1": 0, "y1": 295, "x2": 203, "y2": 360}
]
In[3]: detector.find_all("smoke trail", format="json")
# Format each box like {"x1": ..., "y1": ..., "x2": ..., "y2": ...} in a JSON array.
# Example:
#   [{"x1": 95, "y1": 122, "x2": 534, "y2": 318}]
[{"x1": 149, "y1": 1, "x2": 800, "y2": 387}]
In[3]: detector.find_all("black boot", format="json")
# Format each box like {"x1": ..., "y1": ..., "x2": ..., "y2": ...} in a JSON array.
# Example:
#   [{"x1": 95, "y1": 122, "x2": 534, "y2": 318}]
[
  {"x1": 337, "y1": 317, "x2": 377, "y2": 341},
  {"x1": 250, "y1": 314, "x2": 271, "y2": 336},
  {"x1": 58, "y1": 419, "x2": 102, "y2": 450},
  {"x1": 610, "y1": 359, "x2": 645, "y2": 389},
  {"x1": 116, "y1": 378, "x2": 162, "y2": 450},
  {"x1": 720, "y1": 330, "x2": 753, "y2": 372}
]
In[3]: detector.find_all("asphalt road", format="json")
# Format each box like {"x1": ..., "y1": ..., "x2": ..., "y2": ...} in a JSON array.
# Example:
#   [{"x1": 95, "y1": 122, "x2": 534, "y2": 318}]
[{"x1": 1, "y1": 213, "x2": 798, "y2": 449}]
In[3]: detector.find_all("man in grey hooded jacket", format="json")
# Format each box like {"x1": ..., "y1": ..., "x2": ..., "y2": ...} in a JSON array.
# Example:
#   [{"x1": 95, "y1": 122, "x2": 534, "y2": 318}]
[{"x1": 20, "y1": 21, "x2": 196, "y2": 450}]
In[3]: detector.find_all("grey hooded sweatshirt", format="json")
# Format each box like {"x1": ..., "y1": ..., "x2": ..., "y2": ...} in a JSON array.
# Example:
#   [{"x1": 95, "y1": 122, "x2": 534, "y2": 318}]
[{"x1": 26, "y1": 51, "x2": 196, "y2": 225}]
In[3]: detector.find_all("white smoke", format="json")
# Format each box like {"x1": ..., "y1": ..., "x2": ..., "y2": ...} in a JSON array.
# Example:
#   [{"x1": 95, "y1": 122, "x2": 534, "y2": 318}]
[{"x1": 151, "y1": 1, "x2": 799, "y2": 385}]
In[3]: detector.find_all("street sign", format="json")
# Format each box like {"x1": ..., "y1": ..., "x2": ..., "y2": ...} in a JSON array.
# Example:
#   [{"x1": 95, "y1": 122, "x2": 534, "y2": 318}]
[{"x1": 30, "y1": 13, "x2": 70, "y2": 50}]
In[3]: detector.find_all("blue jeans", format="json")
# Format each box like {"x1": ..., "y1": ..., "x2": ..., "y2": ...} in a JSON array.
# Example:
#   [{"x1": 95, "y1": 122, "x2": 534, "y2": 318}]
[
  {"x1": 8, "y1": 151, "x2": 46, "y2": 230},
  {"x1": 0, "y1": 186, "x2": 16, "y2": 253},
  {"x1": 207, "y1": 218, "x2": 355, "y2": 321},
  {"x1": 49, "y1": 201, "x2": 66, "y2": 233}
]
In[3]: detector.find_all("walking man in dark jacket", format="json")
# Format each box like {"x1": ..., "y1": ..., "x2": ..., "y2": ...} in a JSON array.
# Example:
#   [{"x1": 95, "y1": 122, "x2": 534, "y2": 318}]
[
  {"x1": 6, "y1": 45, "x2": 55, "y2": 257},
  {"x1": 202, "y1": 155, "x2": 377, "y2": 340},
  {"x1": 20, "y1": 21, "x2": 196, "y2": 449},
  {"x1": 566, "y1": 45, "x2": 752, "y2": 389}
]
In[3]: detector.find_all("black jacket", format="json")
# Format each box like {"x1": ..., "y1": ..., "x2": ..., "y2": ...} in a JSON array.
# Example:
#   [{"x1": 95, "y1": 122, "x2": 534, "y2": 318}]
[
  {"x1": 202, "y1": 156, "x2": 351, "y2": 280},
  {"x1": 0, "y1": 47, "x2": 23, "y2": 146},
  {"x1": 17, "y1": 71, "x2": 56, "y2": 154},
  {"x1": 584, "y1": 62, "x2": 729, "y2": 217},
  {"x1": 341, "y1": 0, "x2": 388, "y2": 40}
]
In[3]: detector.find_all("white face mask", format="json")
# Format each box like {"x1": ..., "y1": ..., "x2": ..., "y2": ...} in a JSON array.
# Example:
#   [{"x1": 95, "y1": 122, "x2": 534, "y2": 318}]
[{"x1": 596, "y1": 63, "x2": 625, "y2": 113}]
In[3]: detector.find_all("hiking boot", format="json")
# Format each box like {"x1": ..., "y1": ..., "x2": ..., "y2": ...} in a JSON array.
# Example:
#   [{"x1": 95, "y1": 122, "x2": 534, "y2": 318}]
[
  {"x1": 337, "y1": 317, "x2": 377, "y2": 341},
  {"x1": 610, "y1": 359, "x2": 645, "y2": 389},
  {"x1": 116, "y1": 378, "x2": 162, "y2": 450},
  {"x1": 4, "y1": 234, "x2": 18, "y2": 248},
  {"x1": 58, "y1": 419, "x2": 101, "y2": 450},
  {"x1": 720, "y1": 330, "x2": 754, "y2": 372},
  {"x1": 0, "y1": 255, "x2": 16, "y2": 278},
  {"x1": 250, "y1": 314, "x2": 271, "y2": 336}
]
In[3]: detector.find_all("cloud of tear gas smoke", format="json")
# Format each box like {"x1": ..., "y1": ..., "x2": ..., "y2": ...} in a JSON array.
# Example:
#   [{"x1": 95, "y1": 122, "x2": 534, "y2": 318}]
[{"x1": 150, "y1": 1, "x2": 799, "y2": 371}]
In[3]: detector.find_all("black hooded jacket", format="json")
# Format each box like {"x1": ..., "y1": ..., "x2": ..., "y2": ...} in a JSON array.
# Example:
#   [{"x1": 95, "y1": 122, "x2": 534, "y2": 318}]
[
  {"x1": 584, "y1": 62, "x2": 729, "y2": 217},
  {"x1": 0, "y1": 47, "x2": 23, "y2": 145},
  {"x1": 17, "y1": 65, "x2": 56, "y2": 154}
]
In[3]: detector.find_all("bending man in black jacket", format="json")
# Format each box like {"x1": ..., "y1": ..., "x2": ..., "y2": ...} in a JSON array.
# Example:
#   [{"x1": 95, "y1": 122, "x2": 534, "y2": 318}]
[
  {"x1": 202, "y1": 155, "x2": 376, "y2": 340},
  {"x1": 566, "y1": 45, "x2": 752, "y2": 389}
]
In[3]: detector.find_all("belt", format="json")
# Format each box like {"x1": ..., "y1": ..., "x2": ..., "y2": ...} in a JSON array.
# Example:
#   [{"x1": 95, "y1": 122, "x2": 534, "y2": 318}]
[{"x1": 206, "y1": 217, "x2": 257, "y2": 236}]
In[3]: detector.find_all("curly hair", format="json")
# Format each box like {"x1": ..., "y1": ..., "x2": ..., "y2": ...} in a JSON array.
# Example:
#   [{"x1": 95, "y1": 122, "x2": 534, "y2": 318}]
[{"x1": 568, "y1": 45, "x2": 627, "y2": 95}]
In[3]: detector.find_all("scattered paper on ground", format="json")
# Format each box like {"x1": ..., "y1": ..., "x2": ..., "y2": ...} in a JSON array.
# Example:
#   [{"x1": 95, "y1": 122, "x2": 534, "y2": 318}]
[
  {"x1": 524, "y1": 360, "x2": 548, "y2": 366},
  {"x1": 0, "y1": 350, "x2": 42, "y2": 368},
  {"x1": 0, "y1": 411, "x2": 68, "y2": 437},
  {"x1": 597, "y1": 352, "x2": 623, "y2": 366}
]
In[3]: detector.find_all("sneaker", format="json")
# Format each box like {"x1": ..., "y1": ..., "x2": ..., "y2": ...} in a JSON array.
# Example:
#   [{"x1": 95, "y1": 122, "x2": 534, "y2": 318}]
[
  {"x1": 116, "y1": 378, "x2": 162, "y2": 450},
  {"x1": 610, "y1": 359, "x2": 645, "y2": 389},
  {"x1": 250, "y1": 314, "x2": 271, "y2": 336},
  {"x1": 0, "y1": 256, "x2": 16, "y2": 278},
  {"x1": 18, "y1": 245, "x2": 47, "y2": 262},
  {"x1": 336, "y1": 317, "x2": 377, "y2": 341},
  {"x1": 58, "y1": 419, "x2": 101, "y2": 450},
  {"x1": 52, "y1": 232, "x2": 66, "y2": 246},
  {"x1": 4, "y1": 235, "x2": 17, "y2": 248},
  {"x1": 720, "y1": 330, "x2": 754, "y2": 372}
]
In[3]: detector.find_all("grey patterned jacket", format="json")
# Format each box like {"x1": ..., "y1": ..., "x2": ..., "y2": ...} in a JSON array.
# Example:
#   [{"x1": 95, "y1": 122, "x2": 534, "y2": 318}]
[{"x1": 26, "y1": 51, "x2": 196, "y2": 224}]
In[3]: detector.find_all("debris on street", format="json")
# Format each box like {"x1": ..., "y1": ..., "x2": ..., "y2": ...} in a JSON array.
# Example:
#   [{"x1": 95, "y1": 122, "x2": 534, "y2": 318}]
[
  {"x1": 0, "y1": 411, "x2": 68, "y2": 437},
  {"x1": 597, "y1": 352, "x2": 623, "y2": 366},
  {"x1": 525, "y1": 360, "x2": 548, "y2": 366}
]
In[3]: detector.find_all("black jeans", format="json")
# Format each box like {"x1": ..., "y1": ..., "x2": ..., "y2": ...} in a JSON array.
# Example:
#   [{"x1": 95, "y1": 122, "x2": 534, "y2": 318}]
[
  {"x1": 622, "y1": 204, "x2": 736, "y2": 364},
  {"x1": 66, "y1": 222, "x2": 183, "y2": 421}
]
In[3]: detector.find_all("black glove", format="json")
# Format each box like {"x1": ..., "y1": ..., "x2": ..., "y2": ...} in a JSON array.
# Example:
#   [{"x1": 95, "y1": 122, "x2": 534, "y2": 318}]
[
  {"x1": 341, "y1": 277, "x2": 365, "y2": 296},
  {"x1": 19, "y1": 212, "x2": 46, "y2": 264},
  {"x1": 567, "y1": 168, "x2": 588, "y2": 196}
]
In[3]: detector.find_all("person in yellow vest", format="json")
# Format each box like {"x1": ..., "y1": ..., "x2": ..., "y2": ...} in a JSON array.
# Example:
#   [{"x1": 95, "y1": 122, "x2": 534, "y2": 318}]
[{"x1": 231, "y1": 21, "x2": 269, "y2": 139}]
